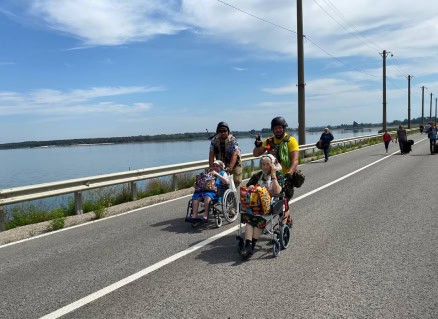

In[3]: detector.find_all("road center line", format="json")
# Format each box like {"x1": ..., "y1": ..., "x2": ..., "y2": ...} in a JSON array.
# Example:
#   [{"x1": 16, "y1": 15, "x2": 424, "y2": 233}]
[{"x1": 39, "y1": 140, "x2": 429, "y2": 319}]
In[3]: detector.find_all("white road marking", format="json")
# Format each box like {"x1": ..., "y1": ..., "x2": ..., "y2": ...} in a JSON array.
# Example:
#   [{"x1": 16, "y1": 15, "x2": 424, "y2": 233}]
[
  {"x1": 38, "y1": 141, "x2": 433, "y2": 319},
  {"x1": 39, "y1": 225, "x2": 237, "y2": 319}
]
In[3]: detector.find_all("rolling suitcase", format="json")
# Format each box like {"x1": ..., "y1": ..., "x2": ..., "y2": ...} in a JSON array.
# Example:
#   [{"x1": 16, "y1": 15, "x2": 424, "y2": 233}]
[{"x1": 402, "y1": 141, "x2": 412, "y2": 154}]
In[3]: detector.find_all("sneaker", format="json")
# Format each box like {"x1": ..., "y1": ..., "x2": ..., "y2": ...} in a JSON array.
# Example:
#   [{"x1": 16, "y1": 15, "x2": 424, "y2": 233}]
[
  {"x1": 185, "y1": 215, "x2": 193, "y2": 222},
  {"x1": 324, "y1": 158, "x2": 328, "y2": 162},
  {"x1": 239, "y1": 243, "x2": 253, "y2": 258},
  {"x1": 201, "y1": 216, "x2": 208, "y2": 223}
]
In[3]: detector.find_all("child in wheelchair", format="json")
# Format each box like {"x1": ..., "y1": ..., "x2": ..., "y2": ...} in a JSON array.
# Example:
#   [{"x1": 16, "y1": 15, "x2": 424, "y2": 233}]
[
  {"x1": 185, "y1": 160, "x2": 229, "y2": 223},
  {"x1": 238, "y1": 154, "x2": 286, "y2": 257}
]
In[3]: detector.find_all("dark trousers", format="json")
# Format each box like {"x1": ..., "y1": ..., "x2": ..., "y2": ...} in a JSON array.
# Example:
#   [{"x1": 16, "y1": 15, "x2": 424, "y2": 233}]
[
  {"x1": 384, "y1": 141, "x2": 390, "y2": 151},
  {"x1": 323, "y1": 145, "x2": 330, "y2": 160},
  {"x1": 430, "y1": 139, "x2": 436, "y2": 153}
]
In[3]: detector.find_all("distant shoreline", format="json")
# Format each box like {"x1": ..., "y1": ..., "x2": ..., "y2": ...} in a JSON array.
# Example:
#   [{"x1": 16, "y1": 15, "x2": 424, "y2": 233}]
[{"x1": 0, "y1": 122, "x2": 413, "y2": 150}]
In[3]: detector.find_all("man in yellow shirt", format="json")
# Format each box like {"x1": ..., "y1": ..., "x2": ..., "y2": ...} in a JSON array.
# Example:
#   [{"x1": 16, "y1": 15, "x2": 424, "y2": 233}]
[{"x1": 253, "y1": 116, "x2": 299, "y2": 226}]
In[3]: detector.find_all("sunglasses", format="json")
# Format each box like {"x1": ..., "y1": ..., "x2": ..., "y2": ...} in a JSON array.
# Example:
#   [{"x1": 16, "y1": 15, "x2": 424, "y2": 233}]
[{"x1": 219, "y1": 130, "x2": 228, "y2": 133}]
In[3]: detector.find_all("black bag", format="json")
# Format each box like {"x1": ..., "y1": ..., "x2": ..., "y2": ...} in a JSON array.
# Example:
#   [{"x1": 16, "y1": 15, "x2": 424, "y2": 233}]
[
  {"x1": 315, "y1": 141, "x2": 323, "y2": 149},
  {"x1": 285, "y1": 170, "x2": 305, "y2": 188},
  {"x1": 292, "y1": 170, "x2": 305, "y2": 188},
  {"x1": 402, "y1": 141, "x2": 412, "y2": 153}
]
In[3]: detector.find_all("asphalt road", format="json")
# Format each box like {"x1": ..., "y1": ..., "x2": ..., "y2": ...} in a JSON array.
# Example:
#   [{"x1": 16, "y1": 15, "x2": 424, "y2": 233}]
[{"x1": 1, "y1": 135, "x2": 437, "y2": 319}]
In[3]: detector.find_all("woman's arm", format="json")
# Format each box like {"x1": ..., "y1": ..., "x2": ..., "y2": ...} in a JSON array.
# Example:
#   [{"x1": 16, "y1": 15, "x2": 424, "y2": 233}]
[
  {"x1": 213, "y1": 171, "x2": 229, "y2": 185},
  {"x1": 270, "y1": 174, "x2": 282, "y2": 194}
]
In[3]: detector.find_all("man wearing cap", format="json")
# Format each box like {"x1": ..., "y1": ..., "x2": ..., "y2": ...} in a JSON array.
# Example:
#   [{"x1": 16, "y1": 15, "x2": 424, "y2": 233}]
[
  {"x1": 209, "y1": 121, "x2": 242, "y2": 187},
  {"x1": 253, "y1": 116, "x2": 299, "y2": 227}
]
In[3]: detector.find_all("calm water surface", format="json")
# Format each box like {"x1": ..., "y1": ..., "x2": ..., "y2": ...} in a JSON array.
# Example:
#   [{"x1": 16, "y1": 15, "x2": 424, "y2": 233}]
[{"x1": 0, "y1": 129, "x2": 379, "y2": 188}]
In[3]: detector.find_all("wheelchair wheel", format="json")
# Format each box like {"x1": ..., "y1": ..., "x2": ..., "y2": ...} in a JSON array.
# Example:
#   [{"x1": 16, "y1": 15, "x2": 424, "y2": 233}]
[
  {"x1": 223, "y1": 189, "x2": 238, "y2": 223},
  {"x1": 272, "y1": 239, "x2": 281, "y2": 257},
  {"x1": 215, "y1": 216, "x2": 223, "y2": 228},
  {"x1": 279, "y1": 224, "x2": 290, "y2": 250}
]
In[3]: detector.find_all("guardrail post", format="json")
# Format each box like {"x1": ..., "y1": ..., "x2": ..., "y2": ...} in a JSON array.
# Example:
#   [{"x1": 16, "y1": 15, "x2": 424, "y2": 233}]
[
  {"x1": 172, "y1": 174, "x2": 177, "y2": 191},
  {"x1": 250, "y1": 160, "x2": 254, "y2": 173},
  {"x1": 0, "y1": 206, "x2": 6, "y2": 231},
  {"x1": 130, "y1": 182, "x2": 137, "y2": 201},
  {"x1": 74, "y1": 191, "x2": 83, "y2": 215}
]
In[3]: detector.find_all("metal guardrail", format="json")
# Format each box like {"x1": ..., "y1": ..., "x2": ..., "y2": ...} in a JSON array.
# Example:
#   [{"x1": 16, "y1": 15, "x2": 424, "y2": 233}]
[{"x1": 0, "y1": 130, "x2": 416, "y2": 230}]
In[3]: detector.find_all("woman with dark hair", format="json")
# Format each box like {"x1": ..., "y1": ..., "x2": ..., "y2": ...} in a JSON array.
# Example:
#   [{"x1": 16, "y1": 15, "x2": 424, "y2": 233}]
[{"x1": 209, "y1": 121, "x2": 242, "y2": 187}]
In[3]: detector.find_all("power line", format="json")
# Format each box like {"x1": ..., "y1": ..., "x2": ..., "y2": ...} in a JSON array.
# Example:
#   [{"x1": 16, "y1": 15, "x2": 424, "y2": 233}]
[
  {"x1": 318, "y1": 0, "x2": 382, "y2": 52},
  {"x1": 312, "y1": 0, "x2": 380, "y2": 53},
  {"x1": 304, "y1": 35, "x2": 378, "y2": 78},
  {"x1": 388, "y1": 56, "x2": 407, "y2": 78},
  {"x1": 216, "y1": 0, "x2": 378, "y2": 78},
  {"x1": 386, "y1": 76, "x2": 404, "y2": 90},
  {"x1": 216, "y1": 0, "x2": 296, "y2": 34}
]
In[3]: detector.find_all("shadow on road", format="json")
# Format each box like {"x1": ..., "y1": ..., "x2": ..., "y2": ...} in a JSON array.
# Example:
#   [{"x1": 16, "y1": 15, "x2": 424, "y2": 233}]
[
  {"x1": 194, "y1": 234, "x2": 279, "y2": 266},
  {"x1": 150, "y1": 217, "x2": 224, "y2": 234}
]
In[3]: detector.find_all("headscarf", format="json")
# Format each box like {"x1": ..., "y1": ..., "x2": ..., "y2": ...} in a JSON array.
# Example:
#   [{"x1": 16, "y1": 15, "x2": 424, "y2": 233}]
[
  {"x1": 258, "y1": 154, "x2": 282, "y2": 188},
  {"x1": 213, "y1": 160, "x2": 225, "y2": 170}
]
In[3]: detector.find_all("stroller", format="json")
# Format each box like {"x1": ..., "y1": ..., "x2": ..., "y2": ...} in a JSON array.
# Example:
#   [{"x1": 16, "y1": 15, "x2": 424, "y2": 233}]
[{"x1": 236, "y1": 190, "x2": 291, "y2": 258}]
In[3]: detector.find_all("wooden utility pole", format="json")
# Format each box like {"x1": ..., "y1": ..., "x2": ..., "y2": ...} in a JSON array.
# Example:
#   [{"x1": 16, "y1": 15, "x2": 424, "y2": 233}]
[
  {"x1": 380, "y1": 50, "x2": 390, "y2": 131},
  {"x1": 435, "y1": 97, "x2": 437, "y2": 124},
  {"x1": 421, "y1": 86, "x2": 426, "y2": 125},
  {"x1": 407, "y1": 75, "x2": 412, "y2": 129},
  {"x1": 296, "y1": 0, "x2": 306, "y2": 145}
]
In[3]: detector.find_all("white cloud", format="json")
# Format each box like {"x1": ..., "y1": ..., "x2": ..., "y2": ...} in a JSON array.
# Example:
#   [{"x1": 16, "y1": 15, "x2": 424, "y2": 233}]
[
  {"x1": 29, "y1": 0, "x2": 188, "y2": 45},
  {"x1": 0, "y1": 86, "x2": 160, "y2": 116},
  {"x1": 5, "y1": 0, "x2": 438, "y2": 62}
]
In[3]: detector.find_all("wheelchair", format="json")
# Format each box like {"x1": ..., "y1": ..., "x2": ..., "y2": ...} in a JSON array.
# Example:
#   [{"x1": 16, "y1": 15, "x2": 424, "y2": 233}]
[
  {"x1": 236, "y1": 193, "x2": 291, "y2": 257},
  {"x1": 185, "y1": 180, "x2": 238, "y2": 228}
]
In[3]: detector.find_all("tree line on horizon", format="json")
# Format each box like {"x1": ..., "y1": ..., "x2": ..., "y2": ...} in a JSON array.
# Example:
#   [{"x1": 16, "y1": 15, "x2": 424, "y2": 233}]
[{"x1": 0, "y1": 117, "x2": 426, "y2": 150}]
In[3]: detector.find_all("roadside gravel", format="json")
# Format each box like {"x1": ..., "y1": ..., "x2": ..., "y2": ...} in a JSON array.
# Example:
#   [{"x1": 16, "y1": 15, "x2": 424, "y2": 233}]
[{"x1": 0, "y1": 188, "x2": 193, "y2": 246}]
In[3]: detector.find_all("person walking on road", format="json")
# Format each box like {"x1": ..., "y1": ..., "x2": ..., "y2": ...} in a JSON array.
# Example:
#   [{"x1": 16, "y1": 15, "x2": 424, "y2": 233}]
[
  {"x1": 319, "y1": 128, "x2": 334, "y2": 162},
  {"x1": 426, "y1": 122, "x2": 437, "y2": 154},
  {"x1": 395, "y1": 125, "x2": 408, "y2": 154},
  {"x1": 209, "y1": 121, "x2": 242, "y2": 187},
  {"x1": 383, "y1": 129, "x2": 393, "y2": 154}
]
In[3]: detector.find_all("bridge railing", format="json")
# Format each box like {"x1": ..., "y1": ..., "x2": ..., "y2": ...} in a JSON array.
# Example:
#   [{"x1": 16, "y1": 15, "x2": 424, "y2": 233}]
[{"x1": 0, "y1": 130, "x2": 413, "y2": 230}]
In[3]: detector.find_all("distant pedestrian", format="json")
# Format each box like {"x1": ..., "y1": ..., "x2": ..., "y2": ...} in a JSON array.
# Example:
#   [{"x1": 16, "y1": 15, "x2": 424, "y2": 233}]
[
  {"x1": 419, "y1": 124, "x2": 424, "y2": 134},
  {"x1": 426, "y1": 123, "x2": 437, "y2": 154},
  {"x1": 426, "y1": 122, "x2": 433, "y2": 138},
  {"x1": 319, "y1": 128, "x2": 334, "y2": 162},
  {"x1": 395, "y1": 125, "x2": 408, "y2": 154},
  {"x1": 383, "y1": 130, "x2": 393, "y2": 154}
]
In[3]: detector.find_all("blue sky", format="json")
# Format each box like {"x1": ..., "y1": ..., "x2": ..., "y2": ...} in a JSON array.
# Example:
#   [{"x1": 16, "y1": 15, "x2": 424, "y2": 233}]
[{"x1": 1, "y1": 0, "x2": 438, "y2": 143}]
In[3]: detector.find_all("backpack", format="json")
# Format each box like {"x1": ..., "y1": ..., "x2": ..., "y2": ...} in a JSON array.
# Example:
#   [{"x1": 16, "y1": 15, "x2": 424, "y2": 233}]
[
  {"x1": 194, "y1": 172, "x2": 217, "y2": 192},
  {"x1": 266, "y1": 135, "x2": 291, "y2": 169}
]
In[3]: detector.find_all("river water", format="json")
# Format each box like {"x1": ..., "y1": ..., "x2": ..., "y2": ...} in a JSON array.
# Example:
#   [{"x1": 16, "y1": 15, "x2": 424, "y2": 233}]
[{"x1": 0, "y1": 128, "x2": 379, "y2": 189}]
